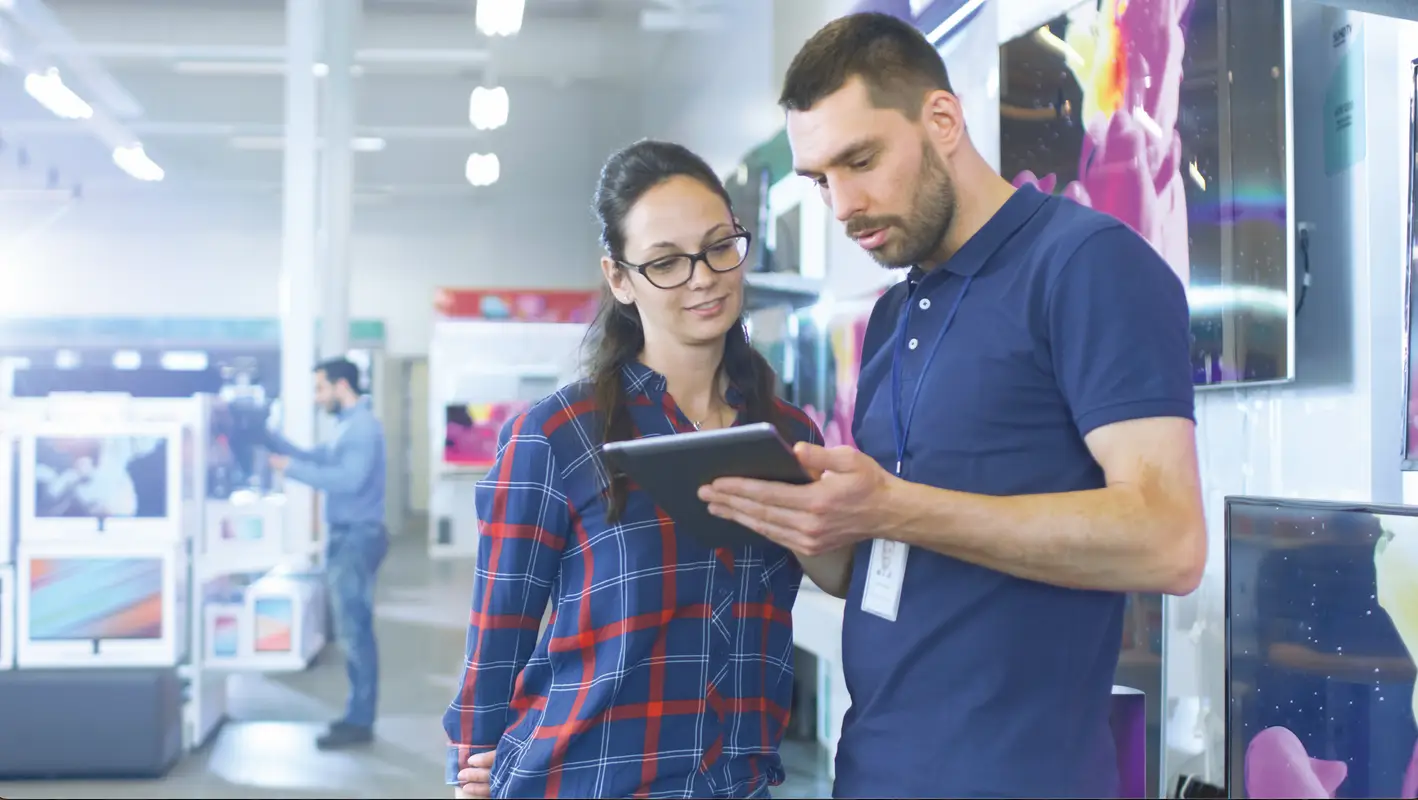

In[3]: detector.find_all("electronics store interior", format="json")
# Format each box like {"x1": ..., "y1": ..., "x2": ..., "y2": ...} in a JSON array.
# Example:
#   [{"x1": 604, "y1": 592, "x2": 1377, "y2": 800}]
[{"x1": 7, "y1": 0, "x2": 1418, "y2": 798}]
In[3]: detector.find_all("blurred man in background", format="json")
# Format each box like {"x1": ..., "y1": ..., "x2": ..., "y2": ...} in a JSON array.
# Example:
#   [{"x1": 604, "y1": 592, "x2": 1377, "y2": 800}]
[{"x1": 268, "y1": 357, "x2": 389, "y2": 750}]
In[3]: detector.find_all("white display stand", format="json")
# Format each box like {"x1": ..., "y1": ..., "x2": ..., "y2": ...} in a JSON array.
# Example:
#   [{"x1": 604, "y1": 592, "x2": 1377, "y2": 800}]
[
  {"x1": 15, "y1": 538, "x2": 188, "y2": 669},
  {"x1": 236, "y1": 570, "x2": 325, "y2": 671},
  {"x1": 203, "y1": 491, "x2": 288, "y2": 576},
  {"x1": 0, "y1": 393, "x2": 326, "y2": 753},
  {"x1": 0, "y1": 564, "x2": 13, "y2": 670},
  {"x1": 0, "y1": 434, "x2": 12, "y2": 567},
  {"x1": 792, "y1": 587, "x2": 848, "y2": 779},
  {"x1": 426, "y1": 319, "x2": 586, "y2": 558}
]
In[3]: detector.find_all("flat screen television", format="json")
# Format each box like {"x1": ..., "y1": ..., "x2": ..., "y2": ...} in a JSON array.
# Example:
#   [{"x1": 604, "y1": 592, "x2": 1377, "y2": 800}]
[
  {"x1": 444, "y1": 401, "x2": 532, "y2": 469},
  {"x1": 1402, "y1": 60, "x2": 1418, "y2": 469},
  {"x1": 999, "y1": 0, "x2": 1294, "y2": 387},
  {"x1": 16, "y1": 542, "x2": 183, "y2": 667},
  {"x1": 28, "y1": 556, "x2": 164, "y2": 640},
  {"x1": 253, "y1": 596, "x2": 293, "y2": 653},
  {"x1": 1227, "y1": 496, "x2": 1418, "y2": 798},
  {"x1": 20, "y1": 422, "x2": 182, "y2": 539}
]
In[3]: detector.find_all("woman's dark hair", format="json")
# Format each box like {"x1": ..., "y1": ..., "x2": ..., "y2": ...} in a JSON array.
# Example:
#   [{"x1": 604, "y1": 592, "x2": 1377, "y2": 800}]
[{"x1": 589, "y1": 139, "x2": 789, "y2": 522}]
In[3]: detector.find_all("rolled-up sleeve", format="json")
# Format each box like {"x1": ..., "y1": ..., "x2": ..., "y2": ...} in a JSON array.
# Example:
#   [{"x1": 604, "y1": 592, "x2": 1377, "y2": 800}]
[{"x1": 441, "y1": 411, "x2": 568, "y2": 784}]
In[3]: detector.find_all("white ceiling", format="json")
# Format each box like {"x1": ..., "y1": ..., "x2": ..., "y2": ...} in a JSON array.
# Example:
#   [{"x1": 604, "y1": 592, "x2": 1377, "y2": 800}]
[{"x1": 0, "y1": 0, "x2": 718, "y2": 203}]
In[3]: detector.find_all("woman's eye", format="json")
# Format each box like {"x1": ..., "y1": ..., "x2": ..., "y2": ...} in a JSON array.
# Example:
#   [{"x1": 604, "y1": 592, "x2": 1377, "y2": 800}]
[{"x1": 851, "y1": 158, "x2": 873, "y2": 171}]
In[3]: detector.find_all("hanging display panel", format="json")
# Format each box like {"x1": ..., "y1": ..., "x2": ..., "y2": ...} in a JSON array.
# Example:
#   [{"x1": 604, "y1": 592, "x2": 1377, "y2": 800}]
[{"x1": 999, "y1": 0, "x2": 1294, "y2": 386}]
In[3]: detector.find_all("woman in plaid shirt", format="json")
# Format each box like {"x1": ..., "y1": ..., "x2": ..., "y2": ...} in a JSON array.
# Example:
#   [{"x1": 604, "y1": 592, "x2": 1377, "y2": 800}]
[{"x1": 445, "y1": 140, "x2": 853, "y2": 798}]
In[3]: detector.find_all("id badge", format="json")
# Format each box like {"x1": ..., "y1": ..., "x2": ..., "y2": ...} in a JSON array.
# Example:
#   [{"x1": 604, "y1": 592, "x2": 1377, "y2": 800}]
[{"x1": 861, "y1": 539, "x2": 908, "y2": 622}]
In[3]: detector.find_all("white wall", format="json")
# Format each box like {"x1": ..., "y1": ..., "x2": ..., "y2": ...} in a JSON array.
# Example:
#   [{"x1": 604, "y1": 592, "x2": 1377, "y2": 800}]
[{"x1": 0, "y1": 192, "x2": 602, "y2": 355}]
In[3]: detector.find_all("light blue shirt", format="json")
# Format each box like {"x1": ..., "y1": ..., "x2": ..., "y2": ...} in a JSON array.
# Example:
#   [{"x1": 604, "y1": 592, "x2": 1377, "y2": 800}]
[{"x1": 269, "y1": 397, "x2": 386, "y2": 528}]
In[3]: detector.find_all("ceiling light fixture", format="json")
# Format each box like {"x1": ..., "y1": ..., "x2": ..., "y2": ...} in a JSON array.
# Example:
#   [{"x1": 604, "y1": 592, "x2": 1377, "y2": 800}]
[
  {"x1": 112, "y1": 144, "x2": 165, "y2": 182},
  {"x1": 465, "y1": 152, "x2": 500, "y2": 187},
  {"x1": 476, "y1": 0, "x2": 525, "y2": 37},
  {"x1": 469, "y1": 85, "x2": 509, "y2": 130},
  {"x1": 23, "y1": 68, "x2": 93, "y2": 120}
]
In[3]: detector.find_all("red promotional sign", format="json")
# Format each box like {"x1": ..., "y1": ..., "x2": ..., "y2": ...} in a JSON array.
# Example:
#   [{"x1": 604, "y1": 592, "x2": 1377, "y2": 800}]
[{"x1": 433, "y1": 288, "x2": 600, "y2": 323}]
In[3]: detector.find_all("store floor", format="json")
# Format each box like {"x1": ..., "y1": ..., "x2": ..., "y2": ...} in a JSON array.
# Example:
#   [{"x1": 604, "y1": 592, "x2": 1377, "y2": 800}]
[{"x1": 0, "y1": 531, "x2": 834, "y2": 800}]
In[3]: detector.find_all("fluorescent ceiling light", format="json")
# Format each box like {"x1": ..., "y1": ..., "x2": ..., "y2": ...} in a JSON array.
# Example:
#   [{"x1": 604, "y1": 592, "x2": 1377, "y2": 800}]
[
  {"x1": 926, "y1": 0, "x2": 987, "y2": 44},
  {"x1": 112, "y1": 350, "x2": 142, "y2": 370},
  {"x1": 469, "y1": 85, "x2": 509, "y2": 130},
  {"x1": 476, "y1": 0, "x2": 525, "y2": 36},
  {"x1": 160, "y1": 351, "x2": 209, "y2": 371},
  {"x1": 228, "y1": 136, "x2": 386, "y2": 152},
  {"x1": 24, "y1": 68, "x2": 93, "y2": 120},
  {"x1": 173, "y1": 61, "x2": 364, "y2": 78},
  {"x1": 465, "y1": 152, "x2": 500, "y2": 187},
  {"x1": 112, "y1": 143, "x2": 165, "y2": 182}
]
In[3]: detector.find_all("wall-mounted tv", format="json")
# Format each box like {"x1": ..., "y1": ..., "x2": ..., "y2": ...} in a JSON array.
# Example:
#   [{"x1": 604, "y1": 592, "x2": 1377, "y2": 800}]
[
  {"x1": 1401, "y1": 61, "x2": 1418, "y2": 469},
  {"x1": 999, "y1": 0, "x2": 1294, "y2": 387},
  {"x1": 1227, "y1": 496, "x2": 1418, "y2": 798},
  {"x1": 16, "y1": 541, "x2": 183, "y2": 667},
  {"x1": 444, "y1": 401, "x2": 532, "y2": 469},
  {"x1": 20, "y1": 422, "x2": 183, "y2": 540}
]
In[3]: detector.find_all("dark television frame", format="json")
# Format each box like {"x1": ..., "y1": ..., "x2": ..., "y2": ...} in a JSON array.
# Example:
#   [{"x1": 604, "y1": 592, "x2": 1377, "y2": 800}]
[
  {"x1": 1224, "y1": 494, "x2": 1418, "y2": 796},
  {"x1": 1399, "y1": 60, "x2": 1418, "y2": 469}
]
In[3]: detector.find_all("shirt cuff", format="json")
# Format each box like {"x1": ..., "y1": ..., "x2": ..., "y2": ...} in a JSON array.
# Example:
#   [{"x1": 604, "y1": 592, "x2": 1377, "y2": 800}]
[
  {"x1": 446, "y1": 743, "x2": 496, "y2": 785},
  {"x1": 284, "y1": 460, "x2": 313, "y2": 485}
]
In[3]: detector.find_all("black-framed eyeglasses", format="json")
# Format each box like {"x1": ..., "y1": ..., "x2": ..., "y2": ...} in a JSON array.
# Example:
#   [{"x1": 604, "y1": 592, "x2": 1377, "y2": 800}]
[{"x1": 617, "y1": 230, "x2": 752, "y2": 290}]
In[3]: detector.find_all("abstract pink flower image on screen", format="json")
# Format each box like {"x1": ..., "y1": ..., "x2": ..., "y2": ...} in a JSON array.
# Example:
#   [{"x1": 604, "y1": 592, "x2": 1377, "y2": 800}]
[
  {"x1": 445, "y1": 401, "x2": 532, "y2": 469},
  {"x1": 1244, "y1": 726, "x2": 1349, "y2": 799},
  {"x1": 1009, "y1": 0, "x2": 1192, "y2": 284}
]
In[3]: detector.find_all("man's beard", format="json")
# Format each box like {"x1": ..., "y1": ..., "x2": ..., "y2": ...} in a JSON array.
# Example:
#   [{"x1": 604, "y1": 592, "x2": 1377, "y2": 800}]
[
  {"x1": 846, "y1": 142, "x2": 957, "y2": 270},
  {"x1": 323, "y1": 400, "x2": 342, "y2": 415}
]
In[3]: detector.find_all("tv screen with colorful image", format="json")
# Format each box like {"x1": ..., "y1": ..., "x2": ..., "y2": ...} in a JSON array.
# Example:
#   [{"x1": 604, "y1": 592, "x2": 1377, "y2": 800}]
[
  {"x1": 221, "y1": 514, "x2": 265, "y2": 542},
  {"x1": 1228, "y1": 497, "x2": 1418, "y2": 798},
  {"x1": 211, "y1": 613, "x2": 240, "y2": 658},
  {"x1": 32, "y1": 435, "x2": 170, "y2": 519},
  {"x1": 444, "y1": 402, "x2": 532, "y2": 468},
  {"x1": 28, "y1": 556, "x2": 164, "y2": 641},
  {"x1": 253, "y1": 596, "x2": 293, "y2": 653},
  {"x1": 999, "y1": 0, "x2": 1292, "y2": 386}
]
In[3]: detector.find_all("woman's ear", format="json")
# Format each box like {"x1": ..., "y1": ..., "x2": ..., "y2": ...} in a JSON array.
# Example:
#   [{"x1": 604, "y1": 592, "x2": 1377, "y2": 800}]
[{"x1": 601, "y1": 256, "x2": 633, "y2": 305}]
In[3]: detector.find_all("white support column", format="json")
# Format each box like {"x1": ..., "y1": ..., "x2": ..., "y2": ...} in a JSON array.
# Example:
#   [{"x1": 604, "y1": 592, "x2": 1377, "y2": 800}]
[
  {"x1": 320, "y1": 0, "x2": 359, "y2": 361},
  {"x1": 279, "y1": 0, "x2": 320, "y2": 553}
]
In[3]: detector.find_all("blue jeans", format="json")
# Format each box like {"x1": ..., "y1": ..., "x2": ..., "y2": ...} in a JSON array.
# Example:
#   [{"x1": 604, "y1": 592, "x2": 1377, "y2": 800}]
[{"x1": 326, "y1": 522, "x2": 388, "y2": 728}]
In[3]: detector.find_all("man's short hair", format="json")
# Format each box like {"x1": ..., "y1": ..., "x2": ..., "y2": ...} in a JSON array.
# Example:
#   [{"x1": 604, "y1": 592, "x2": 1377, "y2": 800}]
[
  {"x1": 315, "y1": 357, "x2": 362, "y2": 393},
  {"x1": 779, "y1": 12, "x2": 953, "y2": 116}
]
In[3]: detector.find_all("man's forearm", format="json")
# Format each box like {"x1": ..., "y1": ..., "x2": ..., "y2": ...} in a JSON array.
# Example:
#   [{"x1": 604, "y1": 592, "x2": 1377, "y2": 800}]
[
  {"x1": 799, "y1": 548, "x2": 853, "y2": 598},
  {"x1": 881, "y1": 479, "x2": 1203, "y2": 595}
]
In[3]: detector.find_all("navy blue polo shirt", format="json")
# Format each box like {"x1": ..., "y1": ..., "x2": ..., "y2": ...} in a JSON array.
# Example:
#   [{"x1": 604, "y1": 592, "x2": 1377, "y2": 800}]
[{"x1": 835, "y1": 185, "x2": 1194, "y2": 798}]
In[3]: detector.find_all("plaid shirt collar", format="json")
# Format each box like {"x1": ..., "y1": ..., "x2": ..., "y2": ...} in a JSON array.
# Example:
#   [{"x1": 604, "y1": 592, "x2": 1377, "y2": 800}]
[{"x1": 618, "y1": 360, "x2": 747, "y2": 409}]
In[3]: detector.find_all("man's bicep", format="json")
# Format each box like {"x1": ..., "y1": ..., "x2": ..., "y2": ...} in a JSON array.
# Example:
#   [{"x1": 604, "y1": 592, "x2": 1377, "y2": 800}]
[{"x1": 1084, "y1": 416, "x2": 1200, "y2": 496}]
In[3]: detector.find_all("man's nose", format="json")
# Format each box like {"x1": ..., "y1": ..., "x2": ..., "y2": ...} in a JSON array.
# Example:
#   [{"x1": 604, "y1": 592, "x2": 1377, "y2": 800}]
[{"x1": 829, "y1": 181, "x2": 866, "y2": 223}]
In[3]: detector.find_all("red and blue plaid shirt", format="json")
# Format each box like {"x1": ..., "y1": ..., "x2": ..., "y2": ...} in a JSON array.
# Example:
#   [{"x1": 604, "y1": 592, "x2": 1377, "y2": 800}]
[{"x1": 443, "y1": 361, "x2": 821, "y2": 798}]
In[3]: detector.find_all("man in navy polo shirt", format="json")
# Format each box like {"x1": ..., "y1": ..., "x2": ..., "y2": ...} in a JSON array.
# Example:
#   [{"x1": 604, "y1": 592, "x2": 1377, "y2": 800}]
[{"x1": 699, "y1": 12, "x2": 1207, "y2": 799}]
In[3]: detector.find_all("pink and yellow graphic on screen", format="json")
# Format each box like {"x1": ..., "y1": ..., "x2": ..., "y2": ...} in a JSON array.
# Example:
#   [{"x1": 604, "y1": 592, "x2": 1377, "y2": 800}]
[{"x1": 1010, "y1": 0, "x2": 1192, "y2": 284}]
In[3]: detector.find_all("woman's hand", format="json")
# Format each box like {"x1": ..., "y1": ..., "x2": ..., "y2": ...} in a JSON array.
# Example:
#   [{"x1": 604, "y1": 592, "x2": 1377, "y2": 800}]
[{"x1": 455, "y1": 751, "x2": 495, "y2": 798}]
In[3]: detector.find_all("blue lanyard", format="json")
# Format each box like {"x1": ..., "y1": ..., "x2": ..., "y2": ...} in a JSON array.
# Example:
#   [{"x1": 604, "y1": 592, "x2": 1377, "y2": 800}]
[{"x1": 890, "y1": 275, "x2": 973, "y2": 476}]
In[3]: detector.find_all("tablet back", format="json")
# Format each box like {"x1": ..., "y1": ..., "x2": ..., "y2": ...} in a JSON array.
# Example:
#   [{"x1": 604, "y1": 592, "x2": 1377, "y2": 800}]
[{"x1": 600, "y1": 423, "x2": 810, "y2": 550}]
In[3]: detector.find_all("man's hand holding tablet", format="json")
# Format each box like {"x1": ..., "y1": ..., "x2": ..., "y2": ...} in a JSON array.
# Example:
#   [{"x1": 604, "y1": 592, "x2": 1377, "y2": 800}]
[{"x1": 698, "y1": 442, "x2": 898, "y2": 558}]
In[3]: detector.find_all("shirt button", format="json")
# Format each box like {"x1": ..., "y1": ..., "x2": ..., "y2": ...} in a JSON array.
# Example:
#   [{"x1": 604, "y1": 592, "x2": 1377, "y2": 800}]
[
  {"x1": 908, "y1": 338, "x2": 919, "y2": 350},
  {"x1": 919, "y1": 298, "x2": 931, "y2": 310}
]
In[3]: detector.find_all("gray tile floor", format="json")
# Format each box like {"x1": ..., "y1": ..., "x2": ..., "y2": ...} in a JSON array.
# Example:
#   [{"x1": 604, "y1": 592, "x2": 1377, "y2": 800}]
[{"x1": 0, "y1": 532, "x2": 833, "y2": 799}]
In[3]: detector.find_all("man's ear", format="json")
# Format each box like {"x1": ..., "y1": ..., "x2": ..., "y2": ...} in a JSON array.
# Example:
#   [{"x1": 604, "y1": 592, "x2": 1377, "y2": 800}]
[{"x1": 920, "y1": 89, "x2": 966, "y2": 154}]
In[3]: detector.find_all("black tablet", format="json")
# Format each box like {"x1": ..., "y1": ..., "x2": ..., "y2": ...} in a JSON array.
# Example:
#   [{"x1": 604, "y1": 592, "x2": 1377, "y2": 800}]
[{"x1": 600, "y1": 422, "x2": 812, "y2": 550}]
